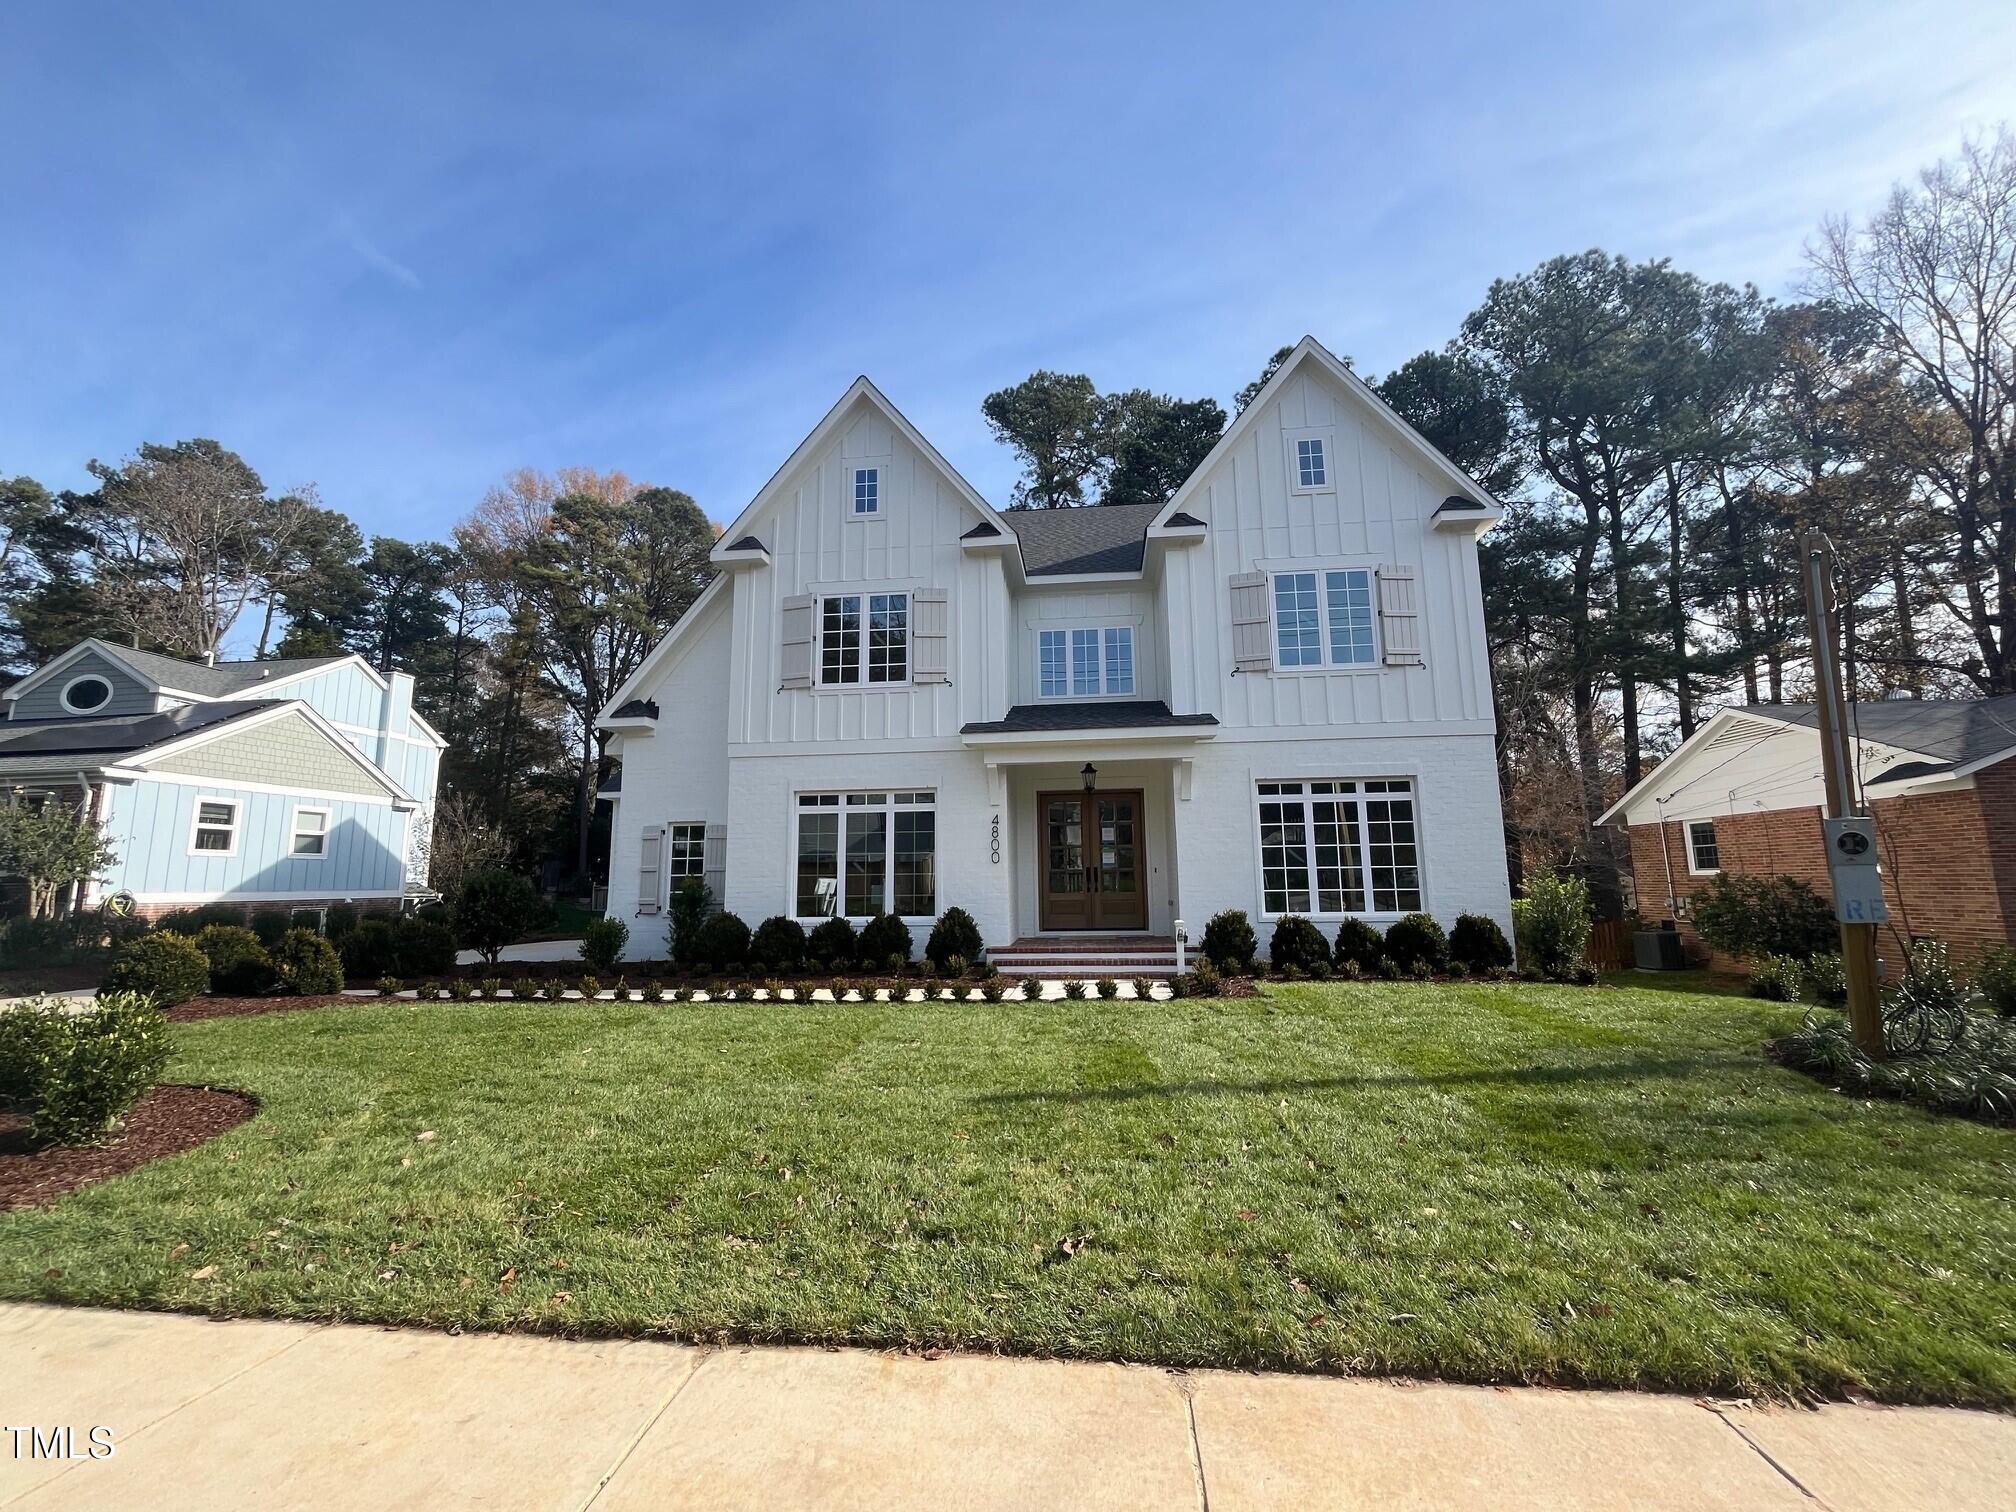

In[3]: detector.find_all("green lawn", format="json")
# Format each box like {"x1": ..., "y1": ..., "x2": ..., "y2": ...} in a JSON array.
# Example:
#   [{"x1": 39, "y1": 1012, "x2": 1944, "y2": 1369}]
[{"x1": 2, "y1": 982, "x2": 2012, "y2": 1405}]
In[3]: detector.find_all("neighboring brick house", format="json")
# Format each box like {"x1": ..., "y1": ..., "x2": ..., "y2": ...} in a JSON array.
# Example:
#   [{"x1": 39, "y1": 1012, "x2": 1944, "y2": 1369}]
[{"x1": 1600, "y1": 697, "x2": 2016, "y2": 966}]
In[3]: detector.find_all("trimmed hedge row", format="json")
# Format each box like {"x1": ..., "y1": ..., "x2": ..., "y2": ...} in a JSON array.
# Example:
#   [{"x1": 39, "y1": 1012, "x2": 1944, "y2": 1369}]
[{"x1": 1197, "y1": 908, "x2": 1518, "y2": 980}]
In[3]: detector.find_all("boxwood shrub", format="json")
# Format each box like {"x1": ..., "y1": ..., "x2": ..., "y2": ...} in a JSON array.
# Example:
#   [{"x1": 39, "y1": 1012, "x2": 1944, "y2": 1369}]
[
  {"x1": 1332, "y1": 916, "x2": 1385, "y2": 974},
  {"x1": 1200, "y1": 910, "x2": 1256, "y2": 973},
  {"x1": 102, "y1": 932, "x2": 211, "y2": 1006},
  {"x1": 807, "y1": 916, "x2": 858, "y2": 968},
  {"x1": 859, "y1": 912, "x2": 913, "y2": 965},
  {"x1": 1448, "y1": 913, "x2": 1514, "y2": 974},
  {"x1": 692, "y1": 911, "x2": 752, "y2": 969},
  {"x1": 339, "y1": 918, "x2": 401, "y2": 979},
  {"x1": 0, "y1": 992, "x2": 172, "y2": 1145},
  {"x1": 1267, "y1": 914, "x2": 1330, "y2": 974},
  {"x1": 925, "y1": 907, "x2": 984, "y2": 973},
  {"x1": 192, "y1": 924, "x2": 276, "y2": 995},
  {"x1": 1383, "y1": 913, "x2": 1449, "y2": 974},
  {"x1": 393, "y1": 916, "x2": 458, "y2": 977},
  {"x1": 752, "y1": 915, "x2": 808, "y2": 972},
  {"x1": 580, "y1": 915, "x2": 630, "y2": 972},
  {"x1": 271, "y1": 928, "x2": 345, "y2": 995}
]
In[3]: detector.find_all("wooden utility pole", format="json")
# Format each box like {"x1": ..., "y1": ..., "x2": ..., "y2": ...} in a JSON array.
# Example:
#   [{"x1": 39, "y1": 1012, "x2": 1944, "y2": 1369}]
[{"x1": 1799, "y1": 531, "x2": 1884, "y2": 1054}]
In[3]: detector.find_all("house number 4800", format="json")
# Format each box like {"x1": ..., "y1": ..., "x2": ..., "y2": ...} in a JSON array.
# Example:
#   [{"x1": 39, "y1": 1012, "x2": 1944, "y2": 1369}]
[{"x1": 990, "y1": 814, "x2": 1000, "y2": 864}]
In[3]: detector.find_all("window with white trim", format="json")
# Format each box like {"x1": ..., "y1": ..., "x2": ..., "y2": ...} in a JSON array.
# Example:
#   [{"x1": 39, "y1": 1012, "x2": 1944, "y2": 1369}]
[
  {"x1": 852, "y1": 466, "x2": 880, "y2": 516},
  {"x1": 1272, "y1": 569, "x2": 1376, "y2": 668},
  {"x1": 794, "y1": 791, "x2": 935, "y2": 919},
  {"x1": 190, "y1": 799, "x2": 239, "y2": 855},
  {"x1": 1036, "y1": 626, "x2": 1134, "y2": 697},
  {"x1": 1254, "y1": 779, "x2": 1420, "y2": 915},
  {"x1": 1686, "y1": 820, "x2": 1720, "y2": 874},
  {"x1": 819, "y1": 592, "x2": 908, "y2": 685},
  {"x1": 60, "y1": 674, "x2": 113, "y2": 713},
  {"x1": 667, "y1": 823, "x2": 707, "y2": 879},
  {"x1": 290, "y1": 807, "x2": 329, "y2": 858},
  {"x1": 1296, "y1": 437, "x2": 1328, "y2": 488}
]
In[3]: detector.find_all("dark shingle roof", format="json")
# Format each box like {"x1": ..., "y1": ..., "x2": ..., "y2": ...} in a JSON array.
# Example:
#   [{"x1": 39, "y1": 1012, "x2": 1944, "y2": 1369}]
[
  {"x1": 103, "y1": 646, "x2": 348, "y2": 697},
  {"x1": 611, "y1": 699, "x2": 659, "y2": 720},
  {"x1": 1000, "y1": 501, "x2": 1168, "y2": 576},
  {"x1": 723, "y1": 534, "x2": 766, "y2": 552},
  {"x1": 597, "y1": 767, "x2": 623, "y2": 796},
  {"x1": 1164, "y1": 511, "x2": 1206, "y2": 528},
  {"x1": 960, "y1": 521, "x2": 1002, "y2": 539},
  {"x1": 960, "y1": 700, "x2": 1220, "y2": 736},
  {"x1": 1744, "y1": 695, "x2": 2016, "y2": 769},
  {"x1": 0, "y1": 701, "x2": 276, "y2": 766}
]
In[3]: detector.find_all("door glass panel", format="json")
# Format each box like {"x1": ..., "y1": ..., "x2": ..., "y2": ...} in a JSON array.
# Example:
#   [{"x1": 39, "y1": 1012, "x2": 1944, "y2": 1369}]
[
  {"x1": 1047, "y1": 799, "x2": 1084, "y2": 893},
  {"x1": 1098, "y1": 799, "x2": 1138, "y2": 894}
]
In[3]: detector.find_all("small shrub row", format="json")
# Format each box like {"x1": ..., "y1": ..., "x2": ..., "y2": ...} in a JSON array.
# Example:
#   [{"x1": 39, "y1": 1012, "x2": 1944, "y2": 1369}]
[
  {"x1": 1196, "y1": 908, "x2": 1517, "y2": 979},
  {"x1": 369, "y1": 976, "x2": 1168, "y2": 1003}
]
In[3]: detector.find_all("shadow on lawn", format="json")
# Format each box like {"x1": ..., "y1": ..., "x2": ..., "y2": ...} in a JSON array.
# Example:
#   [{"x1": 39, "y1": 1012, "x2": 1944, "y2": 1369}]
[{"x1": 974, "y1": 1052, "x2": 1760, "y2": 1105}]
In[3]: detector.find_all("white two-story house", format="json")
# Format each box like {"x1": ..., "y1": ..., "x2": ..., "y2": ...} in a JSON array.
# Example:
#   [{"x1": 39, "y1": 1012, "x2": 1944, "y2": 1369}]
[{"x1": 598, "y1": 336, "x2": 1511, "y2": 968}]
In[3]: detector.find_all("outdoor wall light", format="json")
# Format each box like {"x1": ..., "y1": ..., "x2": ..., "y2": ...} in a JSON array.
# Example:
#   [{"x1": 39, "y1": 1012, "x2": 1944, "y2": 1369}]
[{"x1": 1081, "y1": 763, "x2": 1097, "y2": 791}]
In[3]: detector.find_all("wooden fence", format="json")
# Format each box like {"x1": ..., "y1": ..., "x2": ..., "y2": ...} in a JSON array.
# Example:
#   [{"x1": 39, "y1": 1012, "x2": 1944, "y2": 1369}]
[{"x1": 1588, "y1": 919, "x2": 1634, "y2": 970}]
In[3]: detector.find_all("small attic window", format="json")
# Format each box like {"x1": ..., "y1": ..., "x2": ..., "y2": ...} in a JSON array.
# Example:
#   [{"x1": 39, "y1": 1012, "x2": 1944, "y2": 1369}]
[
  {"x1": 60, "y1": 674, "x2": 113, "y2": 713},
  {"x1": 852, "y1": 467, "x2": 880, "y2": 517},
  {"x1": 1296, "y1": 438, "x2": 1327, "y2": 489}
]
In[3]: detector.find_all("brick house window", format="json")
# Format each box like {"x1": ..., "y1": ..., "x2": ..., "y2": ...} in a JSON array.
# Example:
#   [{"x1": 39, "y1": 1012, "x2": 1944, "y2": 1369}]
[{"x1": 1686, "y1": 820, "x2": 1720, "y2": 874}]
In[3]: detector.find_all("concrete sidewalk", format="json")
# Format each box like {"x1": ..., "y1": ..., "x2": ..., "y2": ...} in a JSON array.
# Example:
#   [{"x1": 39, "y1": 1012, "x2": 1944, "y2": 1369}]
[{"x1": 2, "y1": 1305, "x2": 2009, "y2": 1511}]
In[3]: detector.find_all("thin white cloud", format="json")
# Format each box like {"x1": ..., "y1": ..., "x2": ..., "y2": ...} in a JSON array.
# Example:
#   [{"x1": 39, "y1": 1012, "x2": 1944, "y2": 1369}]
[{"x1": 334, "y1": 213, "x2": 421, "y2": 290}]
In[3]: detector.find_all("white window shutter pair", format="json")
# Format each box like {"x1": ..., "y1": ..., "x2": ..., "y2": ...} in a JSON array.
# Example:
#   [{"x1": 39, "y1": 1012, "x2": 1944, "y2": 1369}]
[
  {"x1": 780, "y1": 595, "x2": 815, "y2": 689},
  {"x1": 1228, "y1": 572, "x2": 1272, "y2": 672},
  {"x1": 912, "y1": 589, "x2": 950, "y2": 684},
  {"x1": 702, "y1": 823, "x2": 728, "y2": 913},
  {"x1": 637, "y1": 827, "x2": 663, "y2": 915},
  {"x1": 1376, "y1": 564, "x2": 1425, "y2": 667}
]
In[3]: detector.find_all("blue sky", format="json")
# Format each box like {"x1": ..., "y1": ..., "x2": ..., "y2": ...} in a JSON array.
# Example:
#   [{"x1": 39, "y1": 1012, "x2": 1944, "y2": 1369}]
[{"x1": 4, "y1": 1, "x2": 2014, "y2": 554}]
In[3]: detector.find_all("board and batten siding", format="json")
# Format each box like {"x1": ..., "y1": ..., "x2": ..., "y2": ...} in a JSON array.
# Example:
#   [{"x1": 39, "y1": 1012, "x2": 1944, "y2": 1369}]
[
  {"x1": 1159, "y1": 365, "x2": 1493, "y2": 734},
  {"x1": 146, "y1": 711, "x2": 388, "y2": 797},
  {"x1": 1010, "y1": 589, "x2": 1161, "y2": 706},
  {"x1": 99, "y1": 779, "x2": 407, "y2": 900},
  {"x1": 724, "y1": 398, "x2": 1012, "y2": 749},
  {"x1": 7, "y1": 651, "x2": 159, "y2": 721}
]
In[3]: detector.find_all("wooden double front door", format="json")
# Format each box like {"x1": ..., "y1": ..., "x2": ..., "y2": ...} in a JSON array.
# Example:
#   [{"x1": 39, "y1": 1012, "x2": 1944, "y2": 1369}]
[{"x1": 1037, "y1": 789, "x2": 1148, "y2": 931}]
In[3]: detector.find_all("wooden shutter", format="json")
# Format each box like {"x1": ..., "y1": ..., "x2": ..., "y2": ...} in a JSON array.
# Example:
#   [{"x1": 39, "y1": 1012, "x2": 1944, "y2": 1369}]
[
  {"x1": 780, "y1": 595, "x2": 815, "y2": 689},
  {"x1": 702, "y1": 823, "x2": 727, "y2": 913},
  {"x1": 636, "y1": 827, "x2": 663, "y2": 915},
  {"x1": 912, "y1": 589, "x2": 949, "y2": 684},
  {"x1": 1229, "y1": 572, "x2": 1272, "y2": 672},
  {"x1": 1377, "y1": 564, "x2": 1424, "y2": 666}
]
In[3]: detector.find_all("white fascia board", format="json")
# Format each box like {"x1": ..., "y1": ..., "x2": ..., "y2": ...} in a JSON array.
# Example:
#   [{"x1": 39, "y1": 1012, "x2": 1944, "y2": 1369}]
[
  {"x1": 600, "y1": 574, "x2": 730, "y2": 725},
  {"x1": 709, "y1": 376, "x2": 1015, "y2": 568},
  {"x1": 1595, "y1": 707, "x2": 1782, "y2": 827},
  {"x1": 1148, "y1": 336, "x2": 1506, "y2": 535}
]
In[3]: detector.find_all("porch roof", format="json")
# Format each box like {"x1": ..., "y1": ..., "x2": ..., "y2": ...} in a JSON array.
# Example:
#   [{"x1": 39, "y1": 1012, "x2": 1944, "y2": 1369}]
[{"x1": 960, "y1": 700, "x2": 1218, "y2": 745}]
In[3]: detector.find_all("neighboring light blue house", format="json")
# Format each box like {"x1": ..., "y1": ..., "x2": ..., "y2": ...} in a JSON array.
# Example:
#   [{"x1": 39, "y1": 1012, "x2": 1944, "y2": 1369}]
[{"x1": 0, "y1": 639, "x2": 445, "y2": 923}]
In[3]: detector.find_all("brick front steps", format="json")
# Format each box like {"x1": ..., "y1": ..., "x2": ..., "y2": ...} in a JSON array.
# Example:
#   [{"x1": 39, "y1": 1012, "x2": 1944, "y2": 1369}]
[{"x1": 986, "y1": 935, "x2": 1184, "y2": 978}]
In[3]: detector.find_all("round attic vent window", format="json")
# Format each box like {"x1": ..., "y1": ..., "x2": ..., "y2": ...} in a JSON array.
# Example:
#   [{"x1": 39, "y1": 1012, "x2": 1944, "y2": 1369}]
[{"x1": 60, "y1": 674, "x2": 113, "y2": 713}]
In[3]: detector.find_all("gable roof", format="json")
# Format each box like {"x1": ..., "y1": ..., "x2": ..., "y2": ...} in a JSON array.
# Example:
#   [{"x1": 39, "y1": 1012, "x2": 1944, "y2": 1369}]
[
  {"x1": 1595, "y1": 695, "x2": 2016, "y2": 825},
  {"x1": 597, "y1": 574, "x2": 731, "y2": 727},
  {"x1": 1149, "y1": 335, "x2": 1505, "y2": 534},
  {"x1": 708, "y1": 376, "x2": 1013, "y2": 568},
  {"x1": 1000, "y1": 501, "x2": 1168, "y2": 577},
  {"x1": 3, "y1": 637, "x2": 354, "y2": 705}
]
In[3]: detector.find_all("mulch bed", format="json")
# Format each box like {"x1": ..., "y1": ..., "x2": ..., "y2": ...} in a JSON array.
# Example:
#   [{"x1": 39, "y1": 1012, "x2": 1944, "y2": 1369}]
[
  {"x1": 0, "y1": 1085, "x2": 258, "y2": 1211},
  {"x1": 167, "y1": 993, "x2": 356, "y2": 1023}
]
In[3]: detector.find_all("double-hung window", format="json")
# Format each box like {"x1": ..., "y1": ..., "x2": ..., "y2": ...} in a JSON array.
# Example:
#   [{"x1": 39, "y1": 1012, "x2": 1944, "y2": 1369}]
[
  {"x1": 1036, "y1": 626, "x2": 1134, "y2": 697},
  {"x1": 852, "y1": 466, "x2": 880, "y2": 516},
  {"x1": 795, "y1": 790, "x2": 935, "y2": 919},
  {"x1": 1685, "y1": 820, "x2": 1720, "y2": 874},
  {"x1": 1272, "y1": 569, "x2": 1376, "y2": 668},
  {"x1": 819, "y1": 592, "x2": 908, "y2": 685},
  {"x1": 190, "y1": 799, "x2": 239, "y2": 856},
  {"x1": 290, "y1": 807, "x2": 329, "y2": 858},
  {"x1": 1254, "y1": 779, "x2": 1420, "y2": 915},
  {"x1": 666, "y1": 823, "x2": 707, "y2": 880}
]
